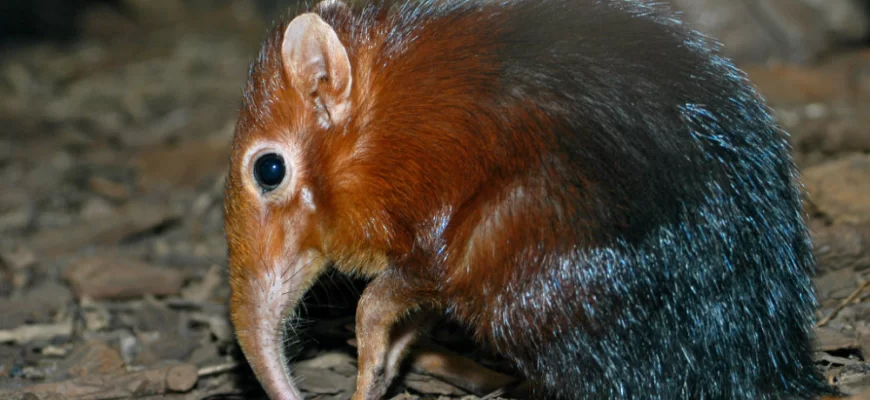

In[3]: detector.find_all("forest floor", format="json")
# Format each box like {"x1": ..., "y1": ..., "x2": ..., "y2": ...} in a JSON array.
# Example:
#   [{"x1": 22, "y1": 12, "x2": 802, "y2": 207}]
[{"x1": 1, "y1": 1, "x2": 870, "y2": 399}]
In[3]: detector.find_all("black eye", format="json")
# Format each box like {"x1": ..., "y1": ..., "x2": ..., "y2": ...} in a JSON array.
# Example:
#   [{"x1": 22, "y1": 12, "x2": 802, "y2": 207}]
[{"x1": 253, "y1": 153, "x2": 286, "y2": 192}]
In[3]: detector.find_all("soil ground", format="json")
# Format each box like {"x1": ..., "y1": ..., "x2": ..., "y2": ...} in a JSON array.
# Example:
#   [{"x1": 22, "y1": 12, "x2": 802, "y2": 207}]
[{"x1": 1, "y1": 1, "x2": 870, "y2": 399}]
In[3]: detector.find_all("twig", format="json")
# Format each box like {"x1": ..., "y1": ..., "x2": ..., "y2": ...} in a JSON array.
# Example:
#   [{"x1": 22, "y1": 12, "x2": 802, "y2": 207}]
[
  {"x1": 198, "y1": 361, "x2": 239, "y2": 377},
  {"x1": 481, "y1": 387, "x2": 507, "y2": 400},
  {"x1": 816, "y1": 280, "x2": 870, "y2": 327}
]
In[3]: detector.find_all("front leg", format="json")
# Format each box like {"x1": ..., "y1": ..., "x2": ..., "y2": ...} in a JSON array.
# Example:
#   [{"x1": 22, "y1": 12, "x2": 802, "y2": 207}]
[{"x1": 351, "y1": 269, "x2": 432, "y2": 400}]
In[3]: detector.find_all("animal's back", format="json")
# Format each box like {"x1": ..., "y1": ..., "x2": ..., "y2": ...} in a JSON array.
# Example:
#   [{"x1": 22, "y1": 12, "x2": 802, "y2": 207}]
[
  {"x1": 353, "y1": 1, "x2": 833, "y2": 399},
  {"x1": 312, "y1": 0, "x2": 833, "y2": 398}
]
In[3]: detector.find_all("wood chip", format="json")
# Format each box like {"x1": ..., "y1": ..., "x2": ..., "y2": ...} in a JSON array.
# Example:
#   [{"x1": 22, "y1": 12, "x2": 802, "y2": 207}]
[
  {"x1": 62, "y1": 340, "x2": 125, "y2": 378},
  {"x1": 388, "y1": 394, "x2": 420, "y2": 400},
  {"x1": 2, "y1": 363, "x2": 199, "y2": 400},
  {"x1": 404, "y1": 372, "x2": 468, "y2": 396},
  {"x1": 818, "y1": 280, "x2": 870, "y2": 327},
  {"x1": 0, "y1": 319, "x2": 73, "y2": 345},
  {"x1": 188, "y1": 312, "x2": 233, "y2": 343},
  {"x1": 0, "y1": 245, "x2": 36, "y2": 270},
  {"x1": 29, "y1": 200, "x2": 180, "y2": 256},
  {"x1": 804, "y1": 154, "x2": 870, "y2": 225},
  {"x1": 0, "y1": 281, "x2": 72, "y2": 329},
  {"x1": 812, "y1": 221, "x2": 870, "y2": 272},
  {"x1": 133, "y1": 137, "x2": 230, "y2": 191},
  {"x1": 815, "y1": 327, "x2": 860, "y2": 352},
  {"x1": 87, "y1": 176, "x2": 132, "y2": 201},
  {"x1": 828, "y1": 363, "x2": 870, "y2": 395},
  {"x1": 65, "y1": 255, "x2": 186, "y2": 300},
  {"x1": 815, "y1": 268, "x2": 862, "y2": 302},
  {"x1": 181, "y1": 263, "x2": 222, "y2": 303},
  {"x1": 295, "y1": 351, "x2": 356, "y2": 371},
  {"x1": 294, "y1": 366, "x2": 354, "y2": 395}
]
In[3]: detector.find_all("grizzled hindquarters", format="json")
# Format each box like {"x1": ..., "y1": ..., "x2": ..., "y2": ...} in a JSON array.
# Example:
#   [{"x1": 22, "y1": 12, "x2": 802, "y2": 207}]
[{"x1": 430, "y1": 1, "x2": 833, "y2": 399}]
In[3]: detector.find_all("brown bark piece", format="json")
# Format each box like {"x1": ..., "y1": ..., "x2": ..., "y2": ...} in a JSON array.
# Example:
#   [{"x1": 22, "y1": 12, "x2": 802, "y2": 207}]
[
  {"x1": 828, "y1": 363, "x2": 870, "y2": 396},
  {"x1": 815, "y1": 327, "x2": 860, "y2": 352},
  {"x1": 294, "y1": 366, "x2": 355, "y2": 396},
  {"x1": 2, "y1": 363, "x2": 199, "y2": 400},
  {"x1": 64, "y1": 255, "x2": 186, "y2": 300},
  {"x1": 0, "y1": 281, "x2": 72, "y2": 329},
  {"x1": 670, "y1": 0, "x2": 868, "y2": 64},
  {"x1": 742, "y1": 64, "x2": 847, "y2": 104},
  {"x1": 403, "y1": 372, "x2": 468, "y2": 396},
  {"x1": 812, "y1": 221, "x2": 870, "y2": 272},
  {"x1": 88, "y1": 176, "x2": 132, "y2": 201},
  {"x1": 805, "y1": 154, "x2": 870, "y2": 225},
  {"x1": 29, "y1": 200, "x2": 180, "y2": 257},
  {"x1": 133, "y1": 137, "x2": 230, "y2": 191},
  {"x1": 815, "y1": 269, "x2": 862, "y2": 302},
  {"x1": 0, "y1": 320, "x2": 73, "y2": 345},
  {"x1": 62, "y1": 340, "x2": 125, "y2": 378}
]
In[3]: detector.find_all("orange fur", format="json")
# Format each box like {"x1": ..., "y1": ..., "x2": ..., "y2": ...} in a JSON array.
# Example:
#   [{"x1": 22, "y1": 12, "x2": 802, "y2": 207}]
[{"x1": 224, "y1": 4, "x2": 567, "y2": 397}]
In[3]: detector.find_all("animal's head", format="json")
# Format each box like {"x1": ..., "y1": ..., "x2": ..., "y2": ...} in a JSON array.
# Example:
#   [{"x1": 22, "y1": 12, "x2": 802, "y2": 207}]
[
  {"x1": 223, "y1": 1, "x2": 512, "y2": 396},
  {"x1": 223, "y1": 3, "x2": 355, "y2": 398}
]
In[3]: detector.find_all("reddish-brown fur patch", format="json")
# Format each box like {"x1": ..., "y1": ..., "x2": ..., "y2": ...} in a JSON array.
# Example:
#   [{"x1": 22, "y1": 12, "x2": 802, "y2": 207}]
[
  {"x1": 226, "y1": 0, "x2": 600, "y2": 340},
  {"x1": 225, "y1": 2, "x2": 600, "y2": 398}
]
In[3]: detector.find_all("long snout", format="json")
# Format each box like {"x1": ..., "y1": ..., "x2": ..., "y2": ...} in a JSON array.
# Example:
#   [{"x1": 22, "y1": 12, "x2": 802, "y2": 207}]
[{"x1": 228, "y1": 249, "x2": 325, "y2": 400}]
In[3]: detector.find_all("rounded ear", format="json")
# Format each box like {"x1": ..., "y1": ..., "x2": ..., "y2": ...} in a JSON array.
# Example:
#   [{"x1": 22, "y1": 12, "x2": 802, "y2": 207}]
[{"x1": 282, "y1": 12, "x2": 352, "y2": 128}]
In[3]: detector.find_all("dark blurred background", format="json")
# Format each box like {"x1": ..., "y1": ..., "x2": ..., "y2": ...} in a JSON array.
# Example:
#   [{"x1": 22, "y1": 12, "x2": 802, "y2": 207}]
[{"x1": 2, "y1": 0, "x2": 870, "y2": 63}]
